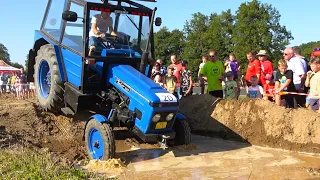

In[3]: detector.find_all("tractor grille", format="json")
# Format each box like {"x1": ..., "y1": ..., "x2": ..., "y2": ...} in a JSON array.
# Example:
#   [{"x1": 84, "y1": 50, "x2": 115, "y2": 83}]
[{"x1": 149, "y1": 112, "x2": 176, "y2": 130}]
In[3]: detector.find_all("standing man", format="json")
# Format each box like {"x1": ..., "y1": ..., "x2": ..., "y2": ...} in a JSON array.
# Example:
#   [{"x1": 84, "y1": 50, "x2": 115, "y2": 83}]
[
  {"x1": 170, "y1": 55, "x2": 183, "y2": 99},
  {"x1": 257, "y1": 50, "x2": 274, "y2": 87},
  {"x1": 198, "y1": 55, "x2": 208, "y2": 94},
  {"x1": 283, "y1": 47, "x2": 307, "y2": 107},
  {"x1": 199, "y1": 50, "x2": 224, "y2": 98},
  {"x1": 293, "y1": 46, "x2": 310, "y2": 95},
  {"x1": 245, "y1": 51, "x2": 261, "y2": 86}
]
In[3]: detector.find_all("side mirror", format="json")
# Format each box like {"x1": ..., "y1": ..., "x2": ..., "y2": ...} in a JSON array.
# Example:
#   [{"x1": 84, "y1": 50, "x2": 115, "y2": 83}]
[
  {"x1": 155, "y1": 17, "x2": 162, "y2": 26},
  {"x1": 62, "y1": 11, "x2": 78, "y2": 22}
]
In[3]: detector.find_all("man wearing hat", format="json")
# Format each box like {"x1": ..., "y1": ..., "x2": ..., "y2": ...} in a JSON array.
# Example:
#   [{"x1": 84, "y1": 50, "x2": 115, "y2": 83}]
[{"x1": 257, "y1": 50, "x2": 274, "y2": 87}]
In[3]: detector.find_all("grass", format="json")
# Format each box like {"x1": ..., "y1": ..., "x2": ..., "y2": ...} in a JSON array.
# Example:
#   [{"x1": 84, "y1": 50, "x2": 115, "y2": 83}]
[{"x1": 0, "y1": 146, "x2": 98, "y2": 180}]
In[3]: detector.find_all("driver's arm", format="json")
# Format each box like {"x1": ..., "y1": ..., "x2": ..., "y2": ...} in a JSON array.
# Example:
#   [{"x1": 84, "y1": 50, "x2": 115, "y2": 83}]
[
  {"x1": 92, "y1": 23, "x2": 101, "y2": 36},
  {"x1": 109, "y1": 25, "x2": 117, "y2": 36}
]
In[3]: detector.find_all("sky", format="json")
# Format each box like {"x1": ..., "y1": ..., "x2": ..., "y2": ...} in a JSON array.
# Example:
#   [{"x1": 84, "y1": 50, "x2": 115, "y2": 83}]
[{"x1": 0, "y1": 0, "x2": 319, "y2": 66}]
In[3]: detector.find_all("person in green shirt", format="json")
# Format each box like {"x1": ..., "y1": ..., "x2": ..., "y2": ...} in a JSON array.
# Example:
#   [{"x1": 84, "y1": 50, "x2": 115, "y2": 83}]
[
  {"x1": 224, "y1": 71, "x2": 237, "y2": 99},
  {"x1": 199, "y1": 50, "x2": 224, "y2": 98}
]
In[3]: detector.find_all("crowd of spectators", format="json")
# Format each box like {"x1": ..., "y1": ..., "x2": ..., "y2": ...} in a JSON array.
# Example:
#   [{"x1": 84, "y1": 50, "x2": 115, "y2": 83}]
[
  {"x1": 149, "y1": 47, "x2": 320, "y2": 114},
  {"x1": 0, "y1": 68, "x2": 35, "y2": 99}
]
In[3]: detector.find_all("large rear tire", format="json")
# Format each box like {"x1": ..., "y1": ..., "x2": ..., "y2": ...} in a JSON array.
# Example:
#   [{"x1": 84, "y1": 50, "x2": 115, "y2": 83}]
[
  {"x1": 85, "y1": 119, "x2": 115, "y2": 160},
  {"x1": 34, "y1": 44, "x2": 64, "y2": 112}
]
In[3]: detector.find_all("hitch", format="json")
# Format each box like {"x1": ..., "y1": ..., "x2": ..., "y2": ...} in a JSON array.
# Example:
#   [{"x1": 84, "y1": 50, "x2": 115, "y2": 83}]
[{"x1": 158, "y1": 134, "x2": 170, "y2": 149}]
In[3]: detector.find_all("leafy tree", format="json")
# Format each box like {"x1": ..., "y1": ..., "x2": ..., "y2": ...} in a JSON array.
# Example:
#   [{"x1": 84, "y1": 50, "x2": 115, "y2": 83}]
[
  {"x1": 204, "y1": 9, "x2": 235, "y2": 60},
  {"x1": 10, "y1": 62, "x2": 23, "y2": 69},
  {"x1": 232, "y1": 0, "x2": 293, "y2": 73},
  {"x1": 181, "y1": 13, "x2": 209, "y2": 81},
  {"x1": 154, "y1": 27, "x2": 185, "y2": 65},
  {"x1": 182, "y1": 12, "x2": 209, "y2": 60},
  {"x1": 25, "y1": 55, "x2": 29, "y2": 73},
  {"x1": 299, "y1": 41, "x2": 320, "y2": 59},
  {"x1": 0, "y1": 43, "x2": 11, "y2": 64}
]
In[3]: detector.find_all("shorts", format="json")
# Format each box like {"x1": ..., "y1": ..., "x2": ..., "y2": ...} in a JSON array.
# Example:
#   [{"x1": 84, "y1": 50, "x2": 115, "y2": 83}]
[
  {"x1": 89, "y1": 36, "x2": 104, "y2": 49},
  {"x1": 309, "y1": 98, "x2": 319, "y2": 111},
  {"x1": 209, "y1": 90, "x2": 223, "y2": 98},
  {"x1": 280, "y1": 94, "x2": 296, "y2": 108},
  {"x1": 233, "y1": 72, "x2": 238, "y2": 80},
  {"x1": 1, "y1": 85, "x2": 6, "y2": 90},
  {"x1": 23, "y1": 84, "x2": 29, "y2": 91}
]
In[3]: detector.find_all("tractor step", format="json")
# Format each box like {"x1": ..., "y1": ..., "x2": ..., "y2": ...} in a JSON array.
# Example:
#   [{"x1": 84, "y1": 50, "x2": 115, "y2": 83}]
[{"x1": 61, "y1": 107, "x2": 75, "y2": 116}]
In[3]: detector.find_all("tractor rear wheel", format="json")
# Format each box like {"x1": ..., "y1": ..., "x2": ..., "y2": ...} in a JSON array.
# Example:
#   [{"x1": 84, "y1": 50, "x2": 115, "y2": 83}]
[
  {"x1": 85, "y1": 119, "x2": 115, "y2": 160},
  {"x1": 34, "y1": 44, "x2": 64, "y2": 112},
  {"x1": 173, "y1": 119, "x2": 191, "y2": 145}
]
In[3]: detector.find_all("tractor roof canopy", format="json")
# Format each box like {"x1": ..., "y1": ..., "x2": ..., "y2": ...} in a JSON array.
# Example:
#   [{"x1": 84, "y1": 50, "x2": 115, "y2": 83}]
[{"x1": 40, "y1": 0, "x2": 160, "y2": 58}]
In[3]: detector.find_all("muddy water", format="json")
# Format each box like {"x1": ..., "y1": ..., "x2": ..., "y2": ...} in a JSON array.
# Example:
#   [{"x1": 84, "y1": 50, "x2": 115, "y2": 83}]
[{"x1": 114, "y1": 135, "x2": 320, "y2": 180}]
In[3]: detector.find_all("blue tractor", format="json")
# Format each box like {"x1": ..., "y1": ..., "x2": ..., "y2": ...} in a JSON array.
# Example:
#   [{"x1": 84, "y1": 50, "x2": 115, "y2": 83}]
[{"x1": 27, "y1": 0, "x2": 191, "y2": 160}]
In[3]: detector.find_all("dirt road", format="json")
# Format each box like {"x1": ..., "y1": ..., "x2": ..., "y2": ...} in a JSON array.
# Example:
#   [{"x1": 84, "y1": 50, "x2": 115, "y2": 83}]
[{"x1": 1, "y1": 96, "x2": 320, "y2": 180}]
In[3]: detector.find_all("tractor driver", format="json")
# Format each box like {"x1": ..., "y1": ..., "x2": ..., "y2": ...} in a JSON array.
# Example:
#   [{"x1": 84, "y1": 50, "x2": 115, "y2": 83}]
[{"x1": 88, "y1": 11, "x2": 118, "y2": 56}]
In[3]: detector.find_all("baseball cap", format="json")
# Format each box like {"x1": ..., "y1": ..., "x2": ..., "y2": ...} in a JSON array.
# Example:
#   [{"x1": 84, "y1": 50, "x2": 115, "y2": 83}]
[
  {"x1": 225, "y1": 71, "x2": 234, "y2": 77},
  {"x1": 168, "y1": 66, "x2": 174, "y2": 70}
]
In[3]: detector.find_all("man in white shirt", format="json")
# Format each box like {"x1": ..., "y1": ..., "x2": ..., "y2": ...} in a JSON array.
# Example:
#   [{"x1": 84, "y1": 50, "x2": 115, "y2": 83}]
[
  {"x1": 283, "y1": 47, "x2": 307, "y2": 107},
  {"x1": 283, "y1": 47, "x2": 307, "y2": 91},
  {"x1": 88, "y1": 12, "x2": 118, "y2": 56}
]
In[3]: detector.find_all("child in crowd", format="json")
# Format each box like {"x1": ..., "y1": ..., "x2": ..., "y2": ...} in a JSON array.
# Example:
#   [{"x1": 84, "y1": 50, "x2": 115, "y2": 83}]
[
  {"x1": 263, "y1": 74, "x2": 276, "y2": 102},
  {"x1": 163, "y1": 66, "x2": 177, "y2": 96},
  {"x1": 224, "y1": 71, "x2": 237, "y2": 99},
  {"x1": 151, "y1": 62, "x2": 163, "y2": 81},
  {"x1": 224, "y1": 53, "x2": 241, "y2": 98},
  {"x1": 247, "y1": 75, "x2": 263, "y2": 99},
  {"x1": 180, "y1": 60, "x2": 193, "y2": 97},
  {"x1": 304, "y1": 57, "x2": 320, "y2": 113},
  {"x1": 154, "y1": 75, "x2": 164, "y2": 87},
  {"x1": 274, "y1": 59, "x2": 296, "y2": 108}
]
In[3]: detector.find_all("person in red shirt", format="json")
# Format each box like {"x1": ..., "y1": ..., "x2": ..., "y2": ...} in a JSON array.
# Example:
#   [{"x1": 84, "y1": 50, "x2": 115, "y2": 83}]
[
  {"x1": 170, "y1": 54, "x2": 183, "y2": 99},
  {"x1": 245, "y1": 51, "x2": 261, "y2": 86},
  {"x1": 257, "y1": 50, "x2": 274, "y2": 86},
  {"x1": 263, "y1": 74, "x2": 276, "y2": 102}
]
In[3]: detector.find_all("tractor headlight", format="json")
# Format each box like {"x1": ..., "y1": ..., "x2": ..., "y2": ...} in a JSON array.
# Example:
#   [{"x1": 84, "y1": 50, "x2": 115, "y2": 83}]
[
  {"x1": 152, "y1": 114, "x2": 161, "y2": 122},
  {"x1": 166, "y1": 113, "x2": 175, "y2": 121}
]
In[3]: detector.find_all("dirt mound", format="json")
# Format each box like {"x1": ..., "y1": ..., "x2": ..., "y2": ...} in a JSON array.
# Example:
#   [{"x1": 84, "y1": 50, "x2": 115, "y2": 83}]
[
  {"x1": 0, "y1": 98, "x2": 87, "y2": 164},
  {"x1": 180, "y1": 94, "x2": 320, "y2": 153}
]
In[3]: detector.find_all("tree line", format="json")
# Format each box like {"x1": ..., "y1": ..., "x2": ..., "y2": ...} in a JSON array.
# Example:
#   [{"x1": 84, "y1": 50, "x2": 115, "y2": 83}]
[{"x1": 153, "y1": 0, "x2": 319, "y2": 80}]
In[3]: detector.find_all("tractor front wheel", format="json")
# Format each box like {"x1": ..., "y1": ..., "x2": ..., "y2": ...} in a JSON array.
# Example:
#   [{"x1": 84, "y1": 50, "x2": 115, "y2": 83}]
[
  {"x1": 173, "y1": 119, "x2": 191, "y2": 145},
  {"x1": 85, "y1": 119, "x2": 115, "y2": 160},
  {"x1": 34, "y1": 44, "x2": 64, "y2": 112}
]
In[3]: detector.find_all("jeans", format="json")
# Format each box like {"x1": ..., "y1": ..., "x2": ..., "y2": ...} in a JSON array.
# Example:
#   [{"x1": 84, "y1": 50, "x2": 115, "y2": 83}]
[{"x1": 175, "y1": 86, "x2": 182, "y2": 99}]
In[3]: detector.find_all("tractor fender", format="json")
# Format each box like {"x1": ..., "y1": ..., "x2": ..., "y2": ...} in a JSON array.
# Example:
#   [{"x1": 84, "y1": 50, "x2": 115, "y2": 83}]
[
  {"x1": 83, "y1": 114, "x2": 111, "y2": 140},
  {"x1": 176, "y1": 113, "x2": 186, "y2": 120},
  {"x1": 28, "y1": 30, "x2": 66, "y2": 83}
]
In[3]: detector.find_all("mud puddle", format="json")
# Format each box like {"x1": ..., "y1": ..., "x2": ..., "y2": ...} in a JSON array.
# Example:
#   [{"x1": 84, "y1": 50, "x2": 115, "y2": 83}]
[{"x1": 118, "y1": 135, "x2": 320, "y2": 180}]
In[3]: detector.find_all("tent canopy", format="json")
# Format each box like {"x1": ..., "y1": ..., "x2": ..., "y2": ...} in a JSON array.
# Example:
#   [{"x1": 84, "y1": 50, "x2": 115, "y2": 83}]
[{"x1": 0, "y1": 60, "x2": 21, "y2": 75}]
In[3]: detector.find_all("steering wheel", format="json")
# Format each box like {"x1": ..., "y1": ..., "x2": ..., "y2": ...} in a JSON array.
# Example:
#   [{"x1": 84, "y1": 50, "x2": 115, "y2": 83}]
[{"x1": 97, "y1": 34, "x2": 120, "y2": 49}]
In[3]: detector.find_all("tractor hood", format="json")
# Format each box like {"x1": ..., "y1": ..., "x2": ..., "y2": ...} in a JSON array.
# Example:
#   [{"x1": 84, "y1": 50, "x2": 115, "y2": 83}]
[
  {"x1": 101, "y1": 48, "x2": 142, "y2": 58},
  {"x1": 106, "y1": 64, "x2": 179, "y2": 106}
]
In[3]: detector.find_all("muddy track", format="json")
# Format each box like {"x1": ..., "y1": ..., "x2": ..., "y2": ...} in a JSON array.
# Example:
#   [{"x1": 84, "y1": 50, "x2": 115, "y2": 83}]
[
  {"x1": 0, "y1": 96, "x2": 157, "y2": 165},
  {"x1": 0, "y1": 97, "x2": 87, "y2": 164}
]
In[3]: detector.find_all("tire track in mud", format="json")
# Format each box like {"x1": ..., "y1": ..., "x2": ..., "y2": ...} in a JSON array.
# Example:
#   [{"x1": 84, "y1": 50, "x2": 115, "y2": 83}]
[{"x1": 0, "y1": 98, "x2": 88, "y2": 164}]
